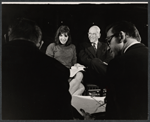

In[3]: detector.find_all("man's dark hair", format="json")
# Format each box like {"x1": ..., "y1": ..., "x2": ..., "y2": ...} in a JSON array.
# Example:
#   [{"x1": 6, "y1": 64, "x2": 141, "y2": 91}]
[
  {"x1": 106, "y1": 21, "x2": 141, "y2": 42},
  {"x1": 54, "y1": 25, "x2": 72, "y2": 46},
  {"x1": 8, "y1": 18, "x2": 42, "y2": 44}
]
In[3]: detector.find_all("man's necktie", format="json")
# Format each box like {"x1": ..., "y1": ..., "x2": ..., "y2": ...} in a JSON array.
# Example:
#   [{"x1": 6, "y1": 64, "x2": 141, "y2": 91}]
[{"x1": 92, "y1": 42, "x2": 97, "y2": 52}]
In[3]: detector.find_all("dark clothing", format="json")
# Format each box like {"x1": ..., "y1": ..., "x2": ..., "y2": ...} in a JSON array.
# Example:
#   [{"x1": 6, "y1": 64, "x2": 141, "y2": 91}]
[
  {"x1": 79, "y1": 41, "x2": 113, "y2": 66},
  {"x1": 106, "y1": 43, "x2": 148, "y2": 119},
  {"x1": 2, "y1": 40, "x2": 73, "y2": 120},
  {"x1": 79, "y1": 41, "x2": 113, "y2": 87}
]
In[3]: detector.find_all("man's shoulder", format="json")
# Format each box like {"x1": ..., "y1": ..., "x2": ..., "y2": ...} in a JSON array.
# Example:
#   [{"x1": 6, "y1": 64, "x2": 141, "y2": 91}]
[
  {"x1": 38, "y1": 51, "x2": 69, "y2": 74},
  {"x1": 38, "y1": 50, "x2": 56, "y2": 63},
  {"x1": 132, "y1": 43, "x2": 148, "y2": 51}
]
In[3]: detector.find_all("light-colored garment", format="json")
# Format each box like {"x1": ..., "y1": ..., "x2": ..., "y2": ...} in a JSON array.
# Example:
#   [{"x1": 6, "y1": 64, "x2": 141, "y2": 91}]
[{"x1": 46, "y1": 43, "x2": 77, "y2": 68}]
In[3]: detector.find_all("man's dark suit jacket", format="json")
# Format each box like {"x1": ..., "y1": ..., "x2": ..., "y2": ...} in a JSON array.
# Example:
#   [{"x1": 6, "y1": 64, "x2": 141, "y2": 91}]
[
  {"x1": 2, "y1": 40, "x2": 73, "y2": 120},
  {"x1": 78, "y1": 41, "x2": 113, "y2": 87},
  {"x1": 79, "y1": 41, "x2": 113, "y2": 66},
  {"x1": 106, "y1": 43, "x2": 148, "y2": 119}
]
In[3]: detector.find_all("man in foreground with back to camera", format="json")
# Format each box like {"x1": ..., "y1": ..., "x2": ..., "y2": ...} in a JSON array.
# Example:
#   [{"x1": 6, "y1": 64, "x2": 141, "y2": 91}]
[
  {"x1": 2, "y1": 18, "x2": 75, "y2": 120},
  {"x1": 105, "y1": 21, "x2": 148, "y2": 119}
]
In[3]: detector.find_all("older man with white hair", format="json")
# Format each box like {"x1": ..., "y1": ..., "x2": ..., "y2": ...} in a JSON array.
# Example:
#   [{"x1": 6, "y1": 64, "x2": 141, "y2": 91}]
[{"x1": 79, "y1": 25, "x2": 113, "y2": 88}]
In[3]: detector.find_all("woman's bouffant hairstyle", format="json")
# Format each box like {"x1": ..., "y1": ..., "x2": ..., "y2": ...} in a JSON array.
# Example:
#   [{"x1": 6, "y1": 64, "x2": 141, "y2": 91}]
[
  {"x1": 105, "y1": 21, "x2": 141, "y2": 42},
  {"x1": 54, "y1": 25, "x2": 72, "y2": 46}
]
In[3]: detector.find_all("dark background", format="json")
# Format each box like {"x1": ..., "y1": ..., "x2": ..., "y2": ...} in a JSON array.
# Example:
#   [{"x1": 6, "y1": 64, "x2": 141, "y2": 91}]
[{"x1": 2, "y1": 3, "x2": 148, "y2": 53}]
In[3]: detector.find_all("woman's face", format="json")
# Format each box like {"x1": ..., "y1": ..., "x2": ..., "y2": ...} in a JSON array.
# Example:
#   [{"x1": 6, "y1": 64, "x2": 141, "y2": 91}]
[{"x1": 59, "y1": 33, "x2": 69, "y2": 45}]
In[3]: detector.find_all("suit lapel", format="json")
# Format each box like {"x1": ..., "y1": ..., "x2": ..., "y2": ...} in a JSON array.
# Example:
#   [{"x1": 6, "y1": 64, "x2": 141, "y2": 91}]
[
  {"x1": 87, "y1": 44, "x2": 96, "y2": 57},
  {"x1": 96, "y1": 41, "x2": 102, "y2": 57}
]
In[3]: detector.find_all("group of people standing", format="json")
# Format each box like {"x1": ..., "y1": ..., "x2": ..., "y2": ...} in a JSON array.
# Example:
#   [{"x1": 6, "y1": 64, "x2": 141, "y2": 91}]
[{"x1": 2, "y1": 18, "x2": 148, "y2": 120}]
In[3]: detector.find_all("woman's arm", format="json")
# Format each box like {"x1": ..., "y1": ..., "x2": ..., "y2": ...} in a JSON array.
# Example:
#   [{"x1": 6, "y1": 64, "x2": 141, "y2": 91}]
[
  {"x1": 46, "y1": 43, "x2": 55, "y2": 57},
  {"x1": 72, "y1": 45, "x2": 77, "y2": 65}
]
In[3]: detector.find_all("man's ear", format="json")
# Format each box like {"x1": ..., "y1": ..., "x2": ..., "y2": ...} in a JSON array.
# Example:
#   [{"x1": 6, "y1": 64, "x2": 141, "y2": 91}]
[
  {"x1": 118, "y1": 31, "x2": 126, "y2": 43},
  {"x1": 98, "y1": 33, "x2": 101, "y2": 39}
]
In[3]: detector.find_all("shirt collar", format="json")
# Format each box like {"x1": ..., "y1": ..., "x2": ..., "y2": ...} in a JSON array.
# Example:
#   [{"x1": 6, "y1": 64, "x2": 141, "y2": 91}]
[
  {"x1": 124, "y1": 41, "x2": 140, "y2": 53},
  {"x1": 92, "y1": 40, "x2": 98, "y2": 47}
]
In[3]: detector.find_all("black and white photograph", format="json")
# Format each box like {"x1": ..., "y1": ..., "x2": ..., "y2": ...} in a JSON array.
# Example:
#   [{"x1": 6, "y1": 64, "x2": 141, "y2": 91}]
[{"x1": 2, "y1": 2, "x2": 148, "y2": 120}]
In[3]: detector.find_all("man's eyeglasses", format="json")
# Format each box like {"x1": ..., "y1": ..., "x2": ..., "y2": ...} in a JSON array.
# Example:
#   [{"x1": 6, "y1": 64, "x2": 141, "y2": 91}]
[{"x1": 105, "y1": 33, "x2": 118, "y2": 45}]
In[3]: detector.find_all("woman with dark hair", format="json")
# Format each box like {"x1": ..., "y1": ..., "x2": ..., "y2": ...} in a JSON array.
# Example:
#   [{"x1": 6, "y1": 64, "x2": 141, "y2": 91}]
[
  {"x1": 46, "y1": 25, "x2": 85, "y2": 95},
  {"x1": 46, "y1": 25, "x2": 76, "y2": 68}
]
